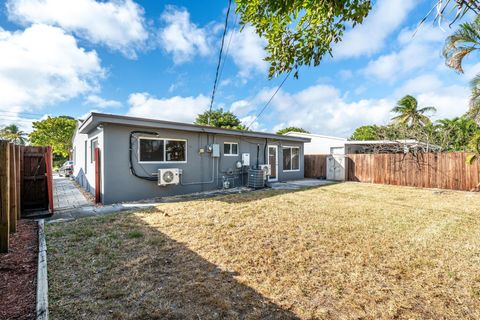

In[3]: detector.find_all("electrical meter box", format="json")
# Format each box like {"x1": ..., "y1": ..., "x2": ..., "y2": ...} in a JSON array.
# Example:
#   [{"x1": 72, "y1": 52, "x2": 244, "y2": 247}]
[
  {"x1": 212, "y1": 144, "x2": 220, "y2": 157},
  {"x1": 242, "y1": 153, "x2": 250, "y2": 166}
]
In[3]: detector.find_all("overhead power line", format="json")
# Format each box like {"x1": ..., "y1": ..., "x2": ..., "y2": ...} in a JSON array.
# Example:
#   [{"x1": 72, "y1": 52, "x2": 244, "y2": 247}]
[
  {"x1": 246, "y1": 69, "x2": 293, "y2": 130},
  {"x1": 207, "y1": 0, "x2": 232, "y2": 124}
]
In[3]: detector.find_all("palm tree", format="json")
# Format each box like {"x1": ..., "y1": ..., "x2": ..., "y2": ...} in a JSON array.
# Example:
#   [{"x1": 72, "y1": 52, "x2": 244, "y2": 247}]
[
  {"x1": 443, "y1": 16, "x2": 480, "y2": 73},
  {"x1": 391, "y1": 95, "x2": 436, "y2": 128},
  {"x1": 0, "y1": 124, "x2": 27, "y2": 145},
  {"x1": 443, "y1": 16, "x2": 480, "y2": 123}
]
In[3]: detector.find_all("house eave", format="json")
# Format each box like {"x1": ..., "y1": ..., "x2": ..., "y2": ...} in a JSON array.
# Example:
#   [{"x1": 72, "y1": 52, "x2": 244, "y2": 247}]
[{"x1": 78, "y1": 112, "x2": 311, "y2": 143}]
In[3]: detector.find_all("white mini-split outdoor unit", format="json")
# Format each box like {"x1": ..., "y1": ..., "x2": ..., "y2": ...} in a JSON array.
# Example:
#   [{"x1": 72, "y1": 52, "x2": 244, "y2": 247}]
[
  {"x1": 259, "y1": 164, "x2": 271, "y2": 179},
  {"x1": 158, "y1": 168, "x2": 180, "y2": 186}
]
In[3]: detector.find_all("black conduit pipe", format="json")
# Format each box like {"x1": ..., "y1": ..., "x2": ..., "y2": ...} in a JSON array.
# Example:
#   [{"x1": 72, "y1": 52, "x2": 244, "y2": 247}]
[{"x1": 129, "y1": 130, "x2": 158, "y2": 181}]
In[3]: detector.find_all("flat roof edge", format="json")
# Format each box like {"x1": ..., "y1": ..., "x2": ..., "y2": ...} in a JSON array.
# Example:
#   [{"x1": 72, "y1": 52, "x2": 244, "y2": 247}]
[{"x1": 78, "y1": 112, "x2": 310, "y2": 142}]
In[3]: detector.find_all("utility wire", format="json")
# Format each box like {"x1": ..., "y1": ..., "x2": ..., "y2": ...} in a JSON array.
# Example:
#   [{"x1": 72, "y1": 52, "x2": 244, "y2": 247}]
[
  {"x1": 246, "y1": 69, "x2": 293, "y2": 130},
  {"x1": 207, "y1": 0, "x2": 232, "y2": 124},
  {"x1": 217, "y1": 12, "x2": 238, "y2": 86}
]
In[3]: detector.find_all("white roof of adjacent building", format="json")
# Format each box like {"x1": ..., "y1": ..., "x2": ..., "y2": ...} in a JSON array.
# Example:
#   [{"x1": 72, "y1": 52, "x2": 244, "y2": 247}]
[{"x1": 284, "y1": 132, "x2": 347, "y2": 141}]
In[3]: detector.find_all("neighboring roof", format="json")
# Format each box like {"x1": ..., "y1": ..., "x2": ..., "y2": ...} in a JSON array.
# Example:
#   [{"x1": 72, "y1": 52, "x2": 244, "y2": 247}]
[
  {"x1": 345, "y1": 139, "x2": 431, "y2": 145},
  {"x1": 78, "y1": 112, "x2": 311, "y2": 143},
  {"x1": 285, "y1": 132, "x2": 347, "y2": 141},
  {"x1": 345, "y1": 139, "x2": 441, "y2": 151}
]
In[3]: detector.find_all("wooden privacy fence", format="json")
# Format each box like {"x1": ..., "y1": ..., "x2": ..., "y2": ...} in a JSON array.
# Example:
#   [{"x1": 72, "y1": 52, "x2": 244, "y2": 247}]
[
  {"x1": 0, "y1": 142, "x2": 53, "y2": 253},
  {"x1": 1, "y1": 141, "x2": 21, "y2": 252},
  {"x1": 347, "y1": 152, "x2": 480, "y2": 191},
  {"x1": 304, "y1": 154, "x2": 328, "y2": 178}
]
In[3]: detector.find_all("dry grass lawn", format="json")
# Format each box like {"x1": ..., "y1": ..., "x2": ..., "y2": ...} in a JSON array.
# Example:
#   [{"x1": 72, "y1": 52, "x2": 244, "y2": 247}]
[{"x1": 47, "y1": 182, "x2": 480, "y2": 319}]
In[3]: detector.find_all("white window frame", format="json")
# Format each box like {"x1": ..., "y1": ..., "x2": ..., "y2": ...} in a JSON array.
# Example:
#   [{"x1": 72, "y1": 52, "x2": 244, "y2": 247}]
[
  {"x1": 282, "y1": 146, "x2": 300, "y2": 172},
  {"x1": 223, "y1": 142, "x2": 239, "y2": 156},
  {"x1": 90, "y1": 138, "x2": 98, "y2": 164},
  {"x1": 138, "y1": 137, "x2": 187, "y2": 164}
]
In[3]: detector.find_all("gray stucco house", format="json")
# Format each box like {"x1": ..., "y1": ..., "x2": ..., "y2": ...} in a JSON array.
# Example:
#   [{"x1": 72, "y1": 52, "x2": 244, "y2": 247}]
[{"x1": 72, "y1": 112, "x2": 310, "y2": 204}]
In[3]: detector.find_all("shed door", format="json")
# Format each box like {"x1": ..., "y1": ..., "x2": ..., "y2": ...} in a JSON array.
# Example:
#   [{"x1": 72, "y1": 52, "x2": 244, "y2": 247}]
[{"x1": 327, "y1": 155, "x2": 345, "y2": 181}]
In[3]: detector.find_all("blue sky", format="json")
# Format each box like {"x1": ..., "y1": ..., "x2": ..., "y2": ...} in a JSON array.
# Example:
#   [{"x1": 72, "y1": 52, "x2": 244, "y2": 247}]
[{"x1": 0, "y1": 0, "x2": 478, "y2": 137}]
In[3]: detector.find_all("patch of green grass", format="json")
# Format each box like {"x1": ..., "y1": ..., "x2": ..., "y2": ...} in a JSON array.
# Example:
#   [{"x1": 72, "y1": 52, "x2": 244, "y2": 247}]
[{"x1": 127, "y1": 230, "x2": 144, "y2": 239}]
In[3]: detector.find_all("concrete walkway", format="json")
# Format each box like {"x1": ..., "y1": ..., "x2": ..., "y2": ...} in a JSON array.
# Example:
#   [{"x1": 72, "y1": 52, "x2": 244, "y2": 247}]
[
  {"x1": 53, "y1": 175, "x2": 92, "y2": 212},
  {"x1": 269, "y1": 178, "x2": 337, "y2": 190}
]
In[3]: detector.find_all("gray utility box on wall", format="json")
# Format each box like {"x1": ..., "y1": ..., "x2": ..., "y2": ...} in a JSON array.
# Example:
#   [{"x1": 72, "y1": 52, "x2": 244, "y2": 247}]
[{"x1": 212, "y1": 144, "x2": 220, "y2": 157}]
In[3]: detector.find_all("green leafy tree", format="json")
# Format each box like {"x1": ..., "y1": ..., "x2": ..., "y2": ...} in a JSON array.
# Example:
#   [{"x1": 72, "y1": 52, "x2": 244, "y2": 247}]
[
  {"x1": 0, "y1": 124, "x2": 27, "y2": 144},
  {"x1": 29, "y1": 116, "x2": 77, "y2": 157},
  {"x1": 195, "y1": 109, "x2": 246, "y2": 130},
  {"x1": 235, "y1": 0, "x2": 371, "y2": 78},
  {"x1": 276, "y1": 127, "x2": 310, "y2": 135},
  {"x1": 467, "y1": 131, "x2": 480, "y2": 165},
  {"x1": 436, "y1": 117, "x2": 480, "y2": 151},
  {"x1": 350, "y1": 125, "x2": 380, "y2": 140},
  {"x1": 391, "y1": 95, "x2": 436, "y2": 128},
  {"x1": 235, "y1": 0, "x2": 475, "y2": 79}
]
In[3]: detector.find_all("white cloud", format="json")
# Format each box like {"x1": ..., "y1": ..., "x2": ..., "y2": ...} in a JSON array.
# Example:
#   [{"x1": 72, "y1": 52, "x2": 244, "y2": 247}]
[
  {"x1": 229, "y1": 99, "x2": 255, "y2": 117},
  {"x1": 85, "y1": 95, "x2": 122, "y2": 108},
  {"x1": 334, "y1": 0, "x2": 416, "y2": 59},
  {"x1": 7, "y1": 0, "x2": 148, "y2": 58},
  {"x1": 127, "y1": 92, "x2": 209, "y2": 123},
  {"x1": 232, "y1": 76, "x2": 470, "y2": 137},
  {"x1": 394, "y1": 75, "x2": 469, "y2": 119},
  {"x1": 227, "y1": 25, "x2": 268, "y2": 77},
  {"x1": 363, "y1": 25, "x2": 446, "y2": 81},
  {"x1": 158, "y1": 6, "x2": 213, "y2": 64},
  {"x1": 0, "y1": 24, "x2": 103, "y2": 116}
]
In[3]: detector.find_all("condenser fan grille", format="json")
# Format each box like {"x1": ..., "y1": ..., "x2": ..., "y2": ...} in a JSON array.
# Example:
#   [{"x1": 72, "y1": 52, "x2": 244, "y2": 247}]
[{"x1": 163, "y1": 171, "x2": 175, "y2": 183}]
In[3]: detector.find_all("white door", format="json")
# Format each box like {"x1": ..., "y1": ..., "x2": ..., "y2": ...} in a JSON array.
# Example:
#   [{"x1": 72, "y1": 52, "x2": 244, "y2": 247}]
[
  {"x1": 327, "y1": 155, "x2": 345, "y2": 181},
  {"x1": 267, "y1": 145, "x2": 278, "y2": 182}
]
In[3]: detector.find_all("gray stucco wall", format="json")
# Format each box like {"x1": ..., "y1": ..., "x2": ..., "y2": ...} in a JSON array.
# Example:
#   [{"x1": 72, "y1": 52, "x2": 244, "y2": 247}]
[{"x1": 95, "y1": 123, "x2": 304, "y2": 204}]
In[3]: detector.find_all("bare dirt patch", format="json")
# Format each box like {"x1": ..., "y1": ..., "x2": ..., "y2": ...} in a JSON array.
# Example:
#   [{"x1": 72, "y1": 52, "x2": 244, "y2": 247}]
[
  {"x1": 0, "y1": 220, "x2": 37, "y2": 320},
  {"x1": 47, "y1": 183, "x2": 480, "y2": 319}
]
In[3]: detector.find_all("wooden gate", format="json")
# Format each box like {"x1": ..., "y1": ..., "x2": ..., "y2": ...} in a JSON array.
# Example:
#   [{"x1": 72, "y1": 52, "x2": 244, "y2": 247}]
[{"x1": 21, "y1": 146, "x2": 54, "y2": 216}]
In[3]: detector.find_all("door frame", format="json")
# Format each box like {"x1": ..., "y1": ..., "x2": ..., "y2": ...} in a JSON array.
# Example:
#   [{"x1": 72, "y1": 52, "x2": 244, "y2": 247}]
[{"x1": 267, "y1": 145, "x2": 278, "y2": 182}]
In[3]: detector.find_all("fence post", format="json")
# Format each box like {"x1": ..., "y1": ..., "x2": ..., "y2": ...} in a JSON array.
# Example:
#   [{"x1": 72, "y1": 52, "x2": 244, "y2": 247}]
[
  {"x1": 16, "y1": 145, "x2": 21, "y2": 220},
  {"x1": 9, "y1": 143, "x2": 16, "y2": 233},
  {"x1": 45, "y1": 146, "x2": 54, "y2": 214},
  {"x1": 0, "y1": 140, "x2": 10, "y2": 252}
]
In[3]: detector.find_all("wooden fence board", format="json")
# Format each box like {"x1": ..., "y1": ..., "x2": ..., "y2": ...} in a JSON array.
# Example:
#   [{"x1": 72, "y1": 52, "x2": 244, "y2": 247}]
[
  {"x1": 0, "y1": 141, "x2": 10, "y2": 252},
  {"x1": 304, "y1": 155, "x2": 328, "y2": 178},
  {"x1": 9, "y1": 143, "x2": 16, "y2": 233},
  {"x1": 345, "y1": 152, "x2": 479, "y2": 191}
]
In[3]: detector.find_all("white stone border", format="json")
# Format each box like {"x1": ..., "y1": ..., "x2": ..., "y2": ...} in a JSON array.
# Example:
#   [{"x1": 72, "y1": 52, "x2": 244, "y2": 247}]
[{"x1": 37, "y1": 219, "x2": 48, "y2": 320}]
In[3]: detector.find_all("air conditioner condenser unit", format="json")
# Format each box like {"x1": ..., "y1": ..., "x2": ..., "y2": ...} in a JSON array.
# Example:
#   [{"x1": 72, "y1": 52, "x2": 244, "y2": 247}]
[{"x1": 158, "y1": 168, "x2": 180, "y2": 186}]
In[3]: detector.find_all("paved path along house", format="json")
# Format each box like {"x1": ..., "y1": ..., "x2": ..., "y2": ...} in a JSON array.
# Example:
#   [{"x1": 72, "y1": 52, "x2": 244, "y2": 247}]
[{"x1": 53, "y1": 175, "x2": 91, "y2": 212}]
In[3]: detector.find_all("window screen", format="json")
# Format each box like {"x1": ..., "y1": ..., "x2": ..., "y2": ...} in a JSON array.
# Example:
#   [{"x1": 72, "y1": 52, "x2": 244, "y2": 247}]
[
  {"x1": 166, "y1": 140, "x2": 186, "y2": 161},
  {"x1": 283, "y1": 147, "x2": 299, "y2": 171},
  {"x1": 139, "y1": 139, "x2": 164, "y2": 162},
  {"x1": 139, "y1": 138, "x2": 186, "y2": 162},
  {"x1": 224, "y1": 142, "x2": 238, "y2": 155}
]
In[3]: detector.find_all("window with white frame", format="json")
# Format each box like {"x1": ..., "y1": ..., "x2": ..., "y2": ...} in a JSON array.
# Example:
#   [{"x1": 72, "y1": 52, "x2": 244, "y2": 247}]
[
  {"x1": 139, "y1": 137, "x2": 186, "y2": 162},
  {"x1": 223, "y1": 142, "x2": 238, "y2": 156},
  {"x1": 90, "y1": 138, "x2": 98, "y2": 163},
  {"x1": 283, "y1": 146, "x2": 300, "y2": 171}
]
